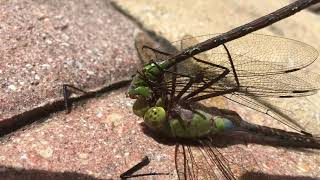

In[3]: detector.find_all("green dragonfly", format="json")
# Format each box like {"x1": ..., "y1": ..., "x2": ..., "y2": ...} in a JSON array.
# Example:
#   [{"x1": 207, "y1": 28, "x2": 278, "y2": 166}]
[{"x1": 125, "y1": 33, "x2": 320, "y2": 179}]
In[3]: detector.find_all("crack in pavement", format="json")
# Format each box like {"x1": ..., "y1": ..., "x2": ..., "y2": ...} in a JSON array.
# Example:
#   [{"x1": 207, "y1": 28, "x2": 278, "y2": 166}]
[{"x1": 0, "y1": 79, "x2": 131, "y2": 138}]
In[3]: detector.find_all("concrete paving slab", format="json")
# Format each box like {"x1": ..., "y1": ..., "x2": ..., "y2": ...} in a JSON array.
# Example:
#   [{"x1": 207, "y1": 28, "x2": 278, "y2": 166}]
[
  {"x1": 0, "y1": 88, "x2": 176, "y2": 180},
  {"x1": 1, "y1": 0, "x2": 320, "y2": 179},
  {"x1": 0, "y1": 0, "x2": 141, "y2": 125},
  {"x1": 113, "y1": 0, "x2": 320, "y2": 48}
]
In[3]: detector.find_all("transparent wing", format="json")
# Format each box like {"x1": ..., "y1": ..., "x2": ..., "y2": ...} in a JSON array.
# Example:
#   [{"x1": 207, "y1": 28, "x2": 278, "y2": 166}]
[
  {"x1": 175, "y1": 138, "x2": 260, "y2": 180},
  {"x1": 142, "y1": 34, "x2": 320, "y2": 102},
  {"x1": 171, "y1": 34, "x2": 318, "y2": 75},
  {"x1": 134, "y1": 32, "x2": 179, "y2": 65},
  {"x1": 134, "y1": 32, "x2": 163, "y2": 65},
  {"x1": 169, "y1": 34, "x2": 320, "y2": 99},
  {"x1": 136, "y1": 33, "x2": 319, "y2": 75},
  {"x1": 224, "y1": 93, "x2": 320, "y2": 135}
]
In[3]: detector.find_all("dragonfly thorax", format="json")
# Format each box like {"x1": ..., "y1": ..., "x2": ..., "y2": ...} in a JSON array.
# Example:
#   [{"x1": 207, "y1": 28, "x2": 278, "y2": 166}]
[
  {"x1": 127, "y1": 60, "x2": 171, "y2": 100},
  {"x1": 143, "y1": 63, "x2": 163, "y2": 81}
]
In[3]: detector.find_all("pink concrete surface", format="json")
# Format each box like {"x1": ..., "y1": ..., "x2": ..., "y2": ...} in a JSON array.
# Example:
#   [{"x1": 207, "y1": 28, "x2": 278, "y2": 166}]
[{"x1": 0, "y1": 0, "x2": 140, "y2": 122}]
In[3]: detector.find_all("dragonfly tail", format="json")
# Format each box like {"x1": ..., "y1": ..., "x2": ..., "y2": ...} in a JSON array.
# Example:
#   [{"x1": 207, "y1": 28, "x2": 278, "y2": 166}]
[{"x1": 238, "y1": 121, "x2": 320, "y2": 149}]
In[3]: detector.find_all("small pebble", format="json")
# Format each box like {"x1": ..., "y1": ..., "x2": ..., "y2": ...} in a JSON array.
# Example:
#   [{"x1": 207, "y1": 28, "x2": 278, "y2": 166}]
[{"x1": 8, "y1": 84, "x2": 17, "y2": 91}]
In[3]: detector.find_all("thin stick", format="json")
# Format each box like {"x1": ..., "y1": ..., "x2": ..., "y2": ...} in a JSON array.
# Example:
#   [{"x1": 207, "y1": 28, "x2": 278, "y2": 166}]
[
  {"x1": 120, "y1": 156, "x2": 169, "y2": 179},
  {"x1": 120, "y1": 156, "x2": 150, "y2": 179},
  {"x1": 167, "y1": 0, "x2": 320, "y2": 67}
]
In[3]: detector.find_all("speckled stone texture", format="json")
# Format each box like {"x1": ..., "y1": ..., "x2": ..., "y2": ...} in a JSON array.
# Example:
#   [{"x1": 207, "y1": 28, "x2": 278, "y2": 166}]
[
  {"x1": 0, "y1": 88, "x2": 177, "y2": 179},
  {"x1": 1, "y1": 0, "x2": 320, "y2": 180},
  {"x1": 0, "y1": 0, "x2": 140, "y2": 122}
]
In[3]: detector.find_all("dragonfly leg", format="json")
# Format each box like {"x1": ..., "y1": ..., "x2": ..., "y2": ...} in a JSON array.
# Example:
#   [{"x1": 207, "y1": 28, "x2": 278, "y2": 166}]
[
  {"x1": 222, "y1": 44, "x2": 240, "y2": 87},
  {"x1": 166, "y1": 65, "x2": 205, "y2": 118},
  {"x1": 180, "y1": 53, "x2": 232, "y2": 101},
  {"x1": 62, "y1": 84, "x2": 87, "y2": 113},
  {"x1": 167, "y1": 63, "x2": 178, "y2": 120},
  {"x1": 159, "y1": 62, "x2": 206, "y2": 127},
  {"x1": 137, "y1": 44, "x2": 193, "y2": 101},
  {"x1": 152, "y1": 54, "x2": 231, "y2": 105},
  {"x1": 184, "y1": 44, "x2": 241, "y2": 103},
  {"x1": 175, "y1": 77, "x2": 196, "y2": 101},
  {"x1": 182, "y1": 69, "x2": 230, "y2": 102},
  {"x1": 142, "y1": 45, "x2": 172, "y2": 56}
]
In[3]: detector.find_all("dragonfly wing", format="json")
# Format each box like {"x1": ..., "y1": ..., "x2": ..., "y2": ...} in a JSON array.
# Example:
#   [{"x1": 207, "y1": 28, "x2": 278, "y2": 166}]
[
  {"x1": 160, "y1": 47, "x2": 320, "y2": 103},
  {"x1": 171, "y1": 34, "x2": 318, "y2": 74},
  {"x1": 134, "y1": 32, "x2": 178, "y2": 65},
  {"x1": 175, "y1": 34, "x2": 212, "y2": 76},
  {"x1": 175, "y1": 138, "x2": 260, "y2": 180},
  {"x1": 224, "y1": 34, "x2": 318, "y2": 74},
  {"x1": 134, "y1": 32, "x2": 159, "y2": 65},
  {"x1": 166, "y1": 34, "x2": 320, "y2": 98},
  {"x1": 224, "y1": 93, "x2": 320, "y2": 135},
  {"x1": 235, "y1": 69, "x2": 320, "y2": 97}
]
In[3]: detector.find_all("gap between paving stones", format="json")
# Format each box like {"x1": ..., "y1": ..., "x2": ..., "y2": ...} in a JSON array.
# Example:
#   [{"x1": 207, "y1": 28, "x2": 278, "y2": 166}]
[
  {"x1": 0, "y1": 1, "x2": 172, "y2": 140},
  {"x1": 0, "y1": 79, "x2": 131, "y2": 137}
]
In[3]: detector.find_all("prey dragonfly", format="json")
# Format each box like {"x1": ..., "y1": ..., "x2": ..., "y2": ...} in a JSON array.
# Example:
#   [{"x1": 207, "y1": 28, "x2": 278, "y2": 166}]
[{"x1": 123, "y1": 32, "x2": 320, "y2": 179}]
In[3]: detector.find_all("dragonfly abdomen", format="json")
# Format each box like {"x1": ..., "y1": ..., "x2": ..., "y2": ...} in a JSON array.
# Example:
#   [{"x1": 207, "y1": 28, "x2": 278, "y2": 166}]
[
  {"x1": 169, "y1": 110, "x2": 237, "y2": 138},
  {"x1": 239, "y1": 121, "x2": 320, "y2": 148}
]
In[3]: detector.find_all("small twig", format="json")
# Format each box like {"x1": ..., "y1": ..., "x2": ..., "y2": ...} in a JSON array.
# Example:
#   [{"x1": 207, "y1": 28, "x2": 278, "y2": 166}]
[{"x1": 120, "y1": 156, "x2": 169, "y2": 179}]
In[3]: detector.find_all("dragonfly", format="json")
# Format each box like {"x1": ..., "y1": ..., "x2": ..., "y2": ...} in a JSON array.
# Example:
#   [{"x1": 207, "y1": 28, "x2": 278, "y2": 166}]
[
  {"x1": 128, "y1": 33, "x2": 320, "y2": 135},
  {"x1": 124, "y1": 32, "x2": 320, "y2": 179}
]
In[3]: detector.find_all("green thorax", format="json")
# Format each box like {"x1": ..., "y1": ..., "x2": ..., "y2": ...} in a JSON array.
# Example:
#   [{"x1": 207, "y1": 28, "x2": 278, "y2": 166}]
[
  {"x1": 143, "y1": 60, "x2": 170, "y2": 80},
  {"x1": 127, "y1": 60, "x2": 171, "y2": 99}
]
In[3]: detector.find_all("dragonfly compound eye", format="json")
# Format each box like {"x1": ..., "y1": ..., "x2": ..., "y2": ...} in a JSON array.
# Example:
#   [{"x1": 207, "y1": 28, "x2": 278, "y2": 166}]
[
  {"x1": 144, "y1": 107, "x2": 166, "y2": 131},
  {"x1": 143, "y1": 63, "x2": 162, "y2": 80}
]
